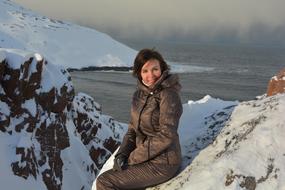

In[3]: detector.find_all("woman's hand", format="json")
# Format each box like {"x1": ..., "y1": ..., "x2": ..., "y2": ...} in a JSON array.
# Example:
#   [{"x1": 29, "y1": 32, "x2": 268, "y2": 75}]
[{"x1": 113, "y1": 154, "x2": 128, "y2": 171}]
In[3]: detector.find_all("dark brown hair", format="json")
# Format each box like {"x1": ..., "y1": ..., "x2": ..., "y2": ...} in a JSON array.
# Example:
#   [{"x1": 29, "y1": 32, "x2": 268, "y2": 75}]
[{"x1": 132, "y1": 48, "x2": 169, "y2": 80}]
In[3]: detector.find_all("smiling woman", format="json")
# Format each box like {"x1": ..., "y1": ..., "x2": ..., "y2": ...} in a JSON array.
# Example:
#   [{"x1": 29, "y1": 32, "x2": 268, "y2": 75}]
[
  {"x1": 96, "y1": 49, "x2": 183, "y2": 190},
  {"x1": 132, "y1": 49, "x2": 169, "y2": 88}
]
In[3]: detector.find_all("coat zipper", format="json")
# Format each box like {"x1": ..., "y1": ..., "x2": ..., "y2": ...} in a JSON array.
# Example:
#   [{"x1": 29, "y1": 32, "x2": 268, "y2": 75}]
[
  {"x1": 137, "y1": 92, "x2": 152, "y2": 129},
  {"x1": 166, "y1": 151, "x2": 169, "y2": 164},
  {"x1": 137, "y1": 92, "x2": 153, "y2": 159}
]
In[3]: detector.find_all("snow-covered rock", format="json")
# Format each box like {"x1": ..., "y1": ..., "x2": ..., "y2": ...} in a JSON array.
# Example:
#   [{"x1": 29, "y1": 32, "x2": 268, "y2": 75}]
[
  {"x1": 0, "y1": 0, "x2": 137, "y2": 69},
  {"x1": 0, "y1": 49, "x2": 126, "y2": 190},
  {"x1": 150, "y1": 94, "x2": 285, "y2": 190}
]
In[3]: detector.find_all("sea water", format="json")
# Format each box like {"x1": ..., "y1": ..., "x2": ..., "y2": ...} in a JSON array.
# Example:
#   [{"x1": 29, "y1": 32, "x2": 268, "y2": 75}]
[{"x1": 71, "y1": 42, "x2": 285, "y2": 122}]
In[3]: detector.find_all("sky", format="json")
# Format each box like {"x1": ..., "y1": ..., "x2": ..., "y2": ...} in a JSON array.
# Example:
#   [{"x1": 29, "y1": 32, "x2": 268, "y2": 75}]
[{"x1": 12, "y1": 0, "x2": 285, "y2": 46}]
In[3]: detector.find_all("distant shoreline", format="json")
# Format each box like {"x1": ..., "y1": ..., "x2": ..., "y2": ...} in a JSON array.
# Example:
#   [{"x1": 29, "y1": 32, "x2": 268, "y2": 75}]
[{"x1": 67, "y1": 66, "x2": 132, "y2": 72}]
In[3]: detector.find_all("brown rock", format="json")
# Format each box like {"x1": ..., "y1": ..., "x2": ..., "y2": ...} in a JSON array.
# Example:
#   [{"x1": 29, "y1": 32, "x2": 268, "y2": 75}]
[
  {"x1": 267, "y1": 68, "x2": 285, "y2": 97},
  {"x1": 89, "y1": 146, "x2": 108, "y2": 169},
  {"x1": 0, "y1": 59, "x2": 6, "y2": 82},
  {"x1": 11, "y1": 147, "x2": 38, "y2": 179}
]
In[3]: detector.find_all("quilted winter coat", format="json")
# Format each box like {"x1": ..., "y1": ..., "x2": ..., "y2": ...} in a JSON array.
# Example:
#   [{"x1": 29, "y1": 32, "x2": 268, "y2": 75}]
[{"x1": 116, "y1": 71, "x2": 183, "y2": 166}]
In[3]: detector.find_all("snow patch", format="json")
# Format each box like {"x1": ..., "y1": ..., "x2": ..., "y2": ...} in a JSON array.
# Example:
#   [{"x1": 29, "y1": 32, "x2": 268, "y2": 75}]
[
  {"x1": 0, "y1": 101, "x2": 10, "y2": 115},
  {"x1": 22, "y1": 99, "x2": 37, "y2": 117}
]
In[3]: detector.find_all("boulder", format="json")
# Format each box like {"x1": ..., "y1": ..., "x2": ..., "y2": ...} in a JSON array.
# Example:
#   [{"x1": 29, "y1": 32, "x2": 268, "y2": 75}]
[{"x1": 266, "y1": 68, "x2": 285, "y2": 97}]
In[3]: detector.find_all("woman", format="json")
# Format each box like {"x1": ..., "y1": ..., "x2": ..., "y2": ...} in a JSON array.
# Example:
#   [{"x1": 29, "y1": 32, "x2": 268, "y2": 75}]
[{"x1": 96, "y1": 48, "x2": 183, "y2": 190}]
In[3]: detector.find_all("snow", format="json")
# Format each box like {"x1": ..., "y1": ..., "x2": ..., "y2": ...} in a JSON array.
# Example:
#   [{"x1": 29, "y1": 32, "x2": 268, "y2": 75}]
[
  {"x1": 0, "y1": 133, "x2": 47, "y2": 189},
  {"x1": 0, "y1": 101, "x2": 10, "y2": 115},
  {"x1": 39, "y1": 60, "x2": 72, "y2": 93},
  {"x1": 0, "y1": 48, "x2": 73, "y2": 93},
  {"x1": 189, "y1": 96, "x2": 284, "y2": 189},
  {"x1": 0, "y1": 48, "x2": 28, "y2": 68},
  {"x1": 17, "y1": 133, "x2": 32, "y2": 148},
  {"x1": 34, "y1": 53, "x2": 43, "y2": 61},
  {"x1": 0, "y1": 0, "x2": 137, "y2": 69},
  {"x1": 22, "y1": 99, "x2": 37, "y2": 117},
  {"x1": 179, "y1": 95, "x2": 238, "y2": 148},
  {"x1": 272, "y1": 76, "x2": 278, "y2": 81},
  {"x1": 151, "y1": 94, "x2": 285, "y2": 190},
  {"x1": 61, "y1": 120, "x2": 97, "y2": 190}
]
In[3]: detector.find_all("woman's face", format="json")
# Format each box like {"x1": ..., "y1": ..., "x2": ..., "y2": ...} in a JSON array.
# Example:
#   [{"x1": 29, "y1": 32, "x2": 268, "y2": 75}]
[{"x1": 140, "y1": 59, "x2": 162, "y2": 86}]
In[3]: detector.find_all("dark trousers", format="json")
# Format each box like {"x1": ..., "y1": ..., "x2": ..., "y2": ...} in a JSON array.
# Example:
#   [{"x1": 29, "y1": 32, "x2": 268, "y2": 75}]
[{"x1": 96, "y1": 162, "x2": 179, "y2": 190}]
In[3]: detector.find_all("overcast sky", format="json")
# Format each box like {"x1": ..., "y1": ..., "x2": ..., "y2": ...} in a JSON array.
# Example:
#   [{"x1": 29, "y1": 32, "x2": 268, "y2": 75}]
[{"x1": 12, "y1": 0, "x2": 285, "y2": 46}]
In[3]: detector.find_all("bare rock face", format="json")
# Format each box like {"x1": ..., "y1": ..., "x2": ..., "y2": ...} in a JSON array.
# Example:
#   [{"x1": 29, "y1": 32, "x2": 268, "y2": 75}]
[
  {"x1": 267, "y1": 68, "x2": 285, "y2": 97},
  {"x1": 0, "y1": 49, "x2": 126, "y2": 190}
]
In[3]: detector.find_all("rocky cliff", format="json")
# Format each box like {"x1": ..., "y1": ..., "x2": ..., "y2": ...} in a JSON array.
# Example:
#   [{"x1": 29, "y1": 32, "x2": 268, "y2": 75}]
[{"x1": 0, "y1": 49, "x2": 126, "y2": 190}]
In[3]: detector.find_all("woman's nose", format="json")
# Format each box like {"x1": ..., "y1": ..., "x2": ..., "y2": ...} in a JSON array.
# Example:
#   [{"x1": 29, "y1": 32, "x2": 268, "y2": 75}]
[{"x1": 148, "y1": 71, "x2": 154, "y2": 78}]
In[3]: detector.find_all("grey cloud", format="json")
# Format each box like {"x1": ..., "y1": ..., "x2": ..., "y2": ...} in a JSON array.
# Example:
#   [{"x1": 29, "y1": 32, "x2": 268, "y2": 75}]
[{"x1": 12, "y1": 0, "x2": 285, "y2": 45}]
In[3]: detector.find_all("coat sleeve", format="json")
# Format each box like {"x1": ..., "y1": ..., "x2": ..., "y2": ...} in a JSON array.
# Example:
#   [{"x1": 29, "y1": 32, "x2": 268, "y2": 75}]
[
  {"x1": 128, "y1": 88, "x2": 183, "y2": 165},
  {"x1": 115, "y1": 94, "x2": 138, "y2": 158}
]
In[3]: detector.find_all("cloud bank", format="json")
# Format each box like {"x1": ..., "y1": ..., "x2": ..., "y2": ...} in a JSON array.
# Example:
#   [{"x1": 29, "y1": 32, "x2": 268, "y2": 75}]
[{"x1": 13, "y1": 0, "x2": 285, "y2": 45}]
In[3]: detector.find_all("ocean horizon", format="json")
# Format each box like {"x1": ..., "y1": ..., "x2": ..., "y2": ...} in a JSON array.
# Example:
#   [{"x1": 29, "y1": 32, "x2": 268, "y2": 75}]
[{"x1": 71, "y1": 41, "x2": 285, "y2": 122}]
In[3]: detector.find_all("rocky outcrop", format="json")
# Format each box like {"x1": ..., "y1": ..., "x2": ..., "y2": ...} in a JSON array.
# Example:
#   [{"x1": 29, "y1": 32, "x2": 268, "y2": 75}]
[
  {"x1": 267, "y1": 68, "x2": 285, "y2": 97},
  {"x1": 0, "y1": 49, "x2": 126, "y2": 190},
  {"x1": 71, "y1": 93, "x2": 125, "y2": 172},
  {"x1": 0, "y1": 49, "x2": 73, "y2": 190}
]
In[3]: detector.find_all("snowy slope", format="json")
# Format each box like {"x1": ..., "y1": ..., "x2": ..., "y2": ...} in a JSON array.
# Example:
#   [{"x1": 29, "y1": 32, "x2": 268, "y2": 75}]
[
  {"x1": 93, "y1": 94, "x2": 285, "y2": 190},
  {"x1": 0, "y1": 0, "x2": 137, "y2": 69}
]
